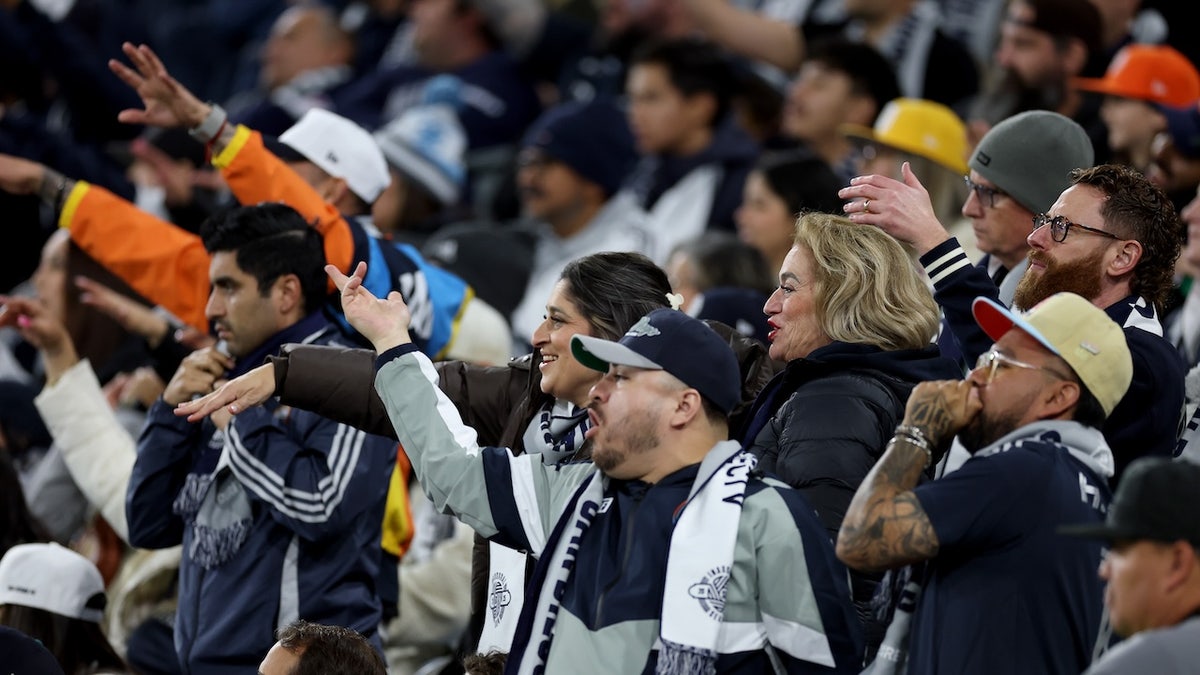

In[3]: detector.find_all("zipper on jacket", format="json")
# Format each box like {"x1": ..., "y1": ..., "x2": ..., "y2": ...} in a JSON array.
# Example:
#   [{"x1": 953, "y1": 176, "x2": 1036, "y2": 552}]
[{"x1": 593, "y1": 487, "x2": 647, "y2": 626}]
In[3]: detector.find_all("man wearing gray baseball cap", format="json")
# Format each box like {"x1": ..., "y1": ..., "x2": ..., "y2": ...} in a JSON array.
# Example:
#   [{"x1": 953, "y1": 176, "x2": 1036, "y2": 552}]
[{"x1": 1061, "y1": 457, "x2": 1200, "y2": 675}]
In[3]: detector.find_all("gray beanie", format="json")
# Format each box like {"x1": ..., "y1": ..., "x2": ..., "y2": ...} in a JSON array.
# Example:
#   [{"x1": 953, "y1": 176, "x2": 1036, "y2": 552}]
[{"x1": 968, "y1": 111, "x2": 1095, "y2": 214}]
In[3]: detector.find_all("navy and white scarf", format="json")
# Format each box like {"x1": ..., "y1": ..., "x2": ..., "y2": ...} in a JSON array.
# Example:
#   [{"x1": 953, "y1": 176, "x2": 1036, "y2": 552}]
[
  {"x1": 507, "y1": 443, "x2": 755, "y2": 675},
  {"x1": 521, "y1": 399, "x2": 591, "y2": 464}
]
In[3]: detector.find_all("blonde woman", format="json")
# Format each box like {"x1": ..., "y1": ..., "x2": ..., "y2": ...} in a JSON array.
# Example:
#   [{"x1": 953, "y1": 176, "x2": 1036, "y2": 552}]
[{"x1": 739, "y1": 212, "x2": 960, "y2": 644}]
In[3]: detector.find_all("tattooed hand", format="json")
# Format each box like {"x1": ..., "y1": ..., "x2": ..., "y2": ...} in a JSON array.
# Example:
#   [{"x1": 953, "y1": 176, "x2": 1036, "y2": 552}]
[{"x1": 903, "y1": 379, "x2": 982, "y2": 450}]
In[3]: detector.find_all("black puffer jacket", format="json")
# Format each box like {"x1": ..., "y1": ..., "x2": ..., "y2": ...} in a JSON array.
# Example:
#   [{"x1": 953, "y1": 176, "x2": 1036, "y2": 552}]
[
  {"x1": 270, "y1": 321, "x2": 780, "y2": 650},
  {"x1": 738, "y1": 341, "x2": 959, "y2": 646}
]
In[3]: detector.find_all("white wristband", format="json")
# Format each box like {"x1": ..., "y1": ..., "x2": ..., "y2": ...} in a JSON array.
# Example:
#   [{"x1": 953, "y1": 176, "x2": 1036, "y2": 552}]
[{"x1": 188, "y1": 104, "x2": 228, "y2": 144}]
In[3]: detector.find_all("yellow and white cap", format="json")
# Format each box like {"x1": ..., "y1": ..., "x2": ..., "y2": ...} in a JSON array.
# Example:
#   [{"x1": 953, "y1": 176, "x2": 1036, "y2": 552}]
[
  {"x1": 972, "y1": 293, "x2": 1132, "y2": 417},
  {"x1": 841, "y1": 98, "x2": 969, "y2": 174}
]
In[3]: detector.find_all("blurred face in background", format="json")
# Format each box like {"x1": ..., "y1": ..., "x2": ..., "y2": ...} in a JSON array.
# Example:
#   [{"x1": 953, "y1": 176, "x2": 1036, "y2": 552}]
[
  {"x1": 626, "y1": 62, "x2": 713, "y2": 156},
  {"x1": 411, "y1": 0, "x2": 465, "y2": 69},
  {"x1": 516, "y1": 148, "x2": 599, "y2": 233},
  {"x1": 735, "y1": 171, "x2": 796, "y2": 269},
  {"x1": 994, "y1": 1, "x2": 1067, "y2": 90},
  {"x1": 854, "y1": 142, "x2": 902, "y2": 178},
  {"x1": 1147, "y1": 133, "x2": 1200, "y2": 195},
  {"x1": 1101, "y1": 97, "x2": 1166, "y2": 165},
  {"x1": 783, "y1": 62, "x2": 873, "y2": 143},
  {"x1": 261, "y1": 7, "x2": 349, "y2": 89}
]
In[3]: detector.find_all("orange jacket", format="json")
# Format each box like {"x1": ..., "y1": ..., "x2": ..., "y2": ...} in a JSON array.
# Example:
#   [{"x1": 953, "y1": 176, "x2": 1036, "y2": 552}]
[{"x1": 60, "y1": 125, "x2": 354, "y2": 332}]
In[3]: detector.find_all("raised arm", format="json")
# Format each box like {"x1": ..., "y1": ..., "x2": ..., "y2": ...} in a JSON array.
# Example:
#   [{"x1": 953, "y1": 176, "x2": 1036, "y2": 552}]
[
  {"x1": 838, "y1": 162, "x2": 954, "y2": 257},
  {"x1": 680, "y1": 0, "x2": 804, "y2": 72},
  {"x1": 110, "y1": 42, "x2": 354, "y2": 278},
  {"x1": 836, "y1": 380, "x2": 979, "y2": 572},
  {"x1": 331, "y1": 262, "x2": 593, "y2": 552}
]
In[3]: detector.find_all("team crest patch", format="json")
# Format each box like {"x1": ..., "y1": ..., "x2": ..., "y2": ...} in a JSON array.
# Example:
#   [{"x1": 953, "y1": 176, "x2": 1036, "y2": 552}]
[
  {"x1": 688, "y1": 565, "x2": 730, "y2": 620},
  {"x1": 489, "y1": 573, "x2": 512, "y2": 626},
  {"x1": 624, "y1": 316, "x2": 661, "y2": 337}
]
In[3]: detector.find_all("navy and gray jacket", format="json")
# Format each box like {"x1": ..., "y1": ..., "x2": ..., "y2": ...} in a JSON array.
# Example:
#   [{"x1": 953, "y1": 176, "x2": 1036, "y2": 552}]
[{"x1": 126, "y1": 313, "x2": 397, "y2": 674}]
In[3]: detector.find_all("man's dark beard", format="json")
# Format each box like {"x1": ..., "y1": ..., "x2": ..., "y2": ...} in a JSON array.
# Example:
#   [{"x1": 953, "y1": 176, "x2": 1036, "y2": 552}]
[
  {"x1": 1013, "y1": 247, "x2": 1106, "y2": 310},
  {"x1": 970, "y1": 69, "x2": 1066, "y2": 128},
  {"x1": 959, "y1": 407, "x2": 1026, "y2": 453}
]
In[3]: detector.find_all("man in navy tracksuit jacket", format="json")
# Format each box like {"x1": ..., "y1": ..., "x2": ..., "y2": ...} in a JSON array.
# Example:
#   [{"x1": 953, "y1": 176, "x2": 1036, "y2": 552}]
[{"x1": 126, "y1": 204, "x2": 396, "y2": 673}]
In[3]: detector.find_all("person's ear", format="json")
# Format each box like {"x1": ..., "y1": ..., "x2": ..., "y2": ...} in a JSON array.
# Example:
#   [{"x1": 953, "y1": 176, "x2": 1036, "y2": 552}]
[
  {"x1": 273, "y1": 274, "x2": 303, "y2": 316},
  {"x1": 845, "y1": 94, "x2": 878, "y2": 128},
  {"x1": 1041, "y1": 377, "x2": 1080, "y2": 419},
  {"x1": 1061, "y1": 38, "x2": 1089, "y2": 77},
  {"x1": 318, "y1": 176, "x2": 350, "y2": 206},
  {"x1": 1107, "y1": 238, "x2": 1143, "y2": 279},
  {"x1": 1163, "y1": 540, "x2": 1200, "y2": 593},
  {"x1": 669, "y1": 388, "x2": 703, "y2": 429}
]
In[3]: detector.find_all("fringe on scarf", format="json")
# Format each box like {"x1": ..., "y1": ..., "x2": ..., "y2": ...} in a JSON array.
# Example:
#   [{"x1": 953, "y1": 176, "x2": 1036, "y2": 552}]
[
  {"x1": 173, "y1": 472, "x2": 215, "y2": 518},
  {"x1": 189, "y1": 519, "x2": 252, "y2": 570},
  {"x1": 657, "y1": 639, "x2": 717, "y2": 675}
]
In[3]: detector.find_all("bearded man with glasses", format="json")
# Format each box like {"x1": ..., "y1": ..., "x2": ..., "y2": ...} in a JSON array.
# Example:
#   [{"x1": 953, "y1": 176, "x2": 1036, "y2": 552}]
[
  {"x1": 838, "y1": 292, "x2": 1129, "y2": 675},
  {"x1": 844, "y1": 125, "x2": 1185, "y2": 483}
]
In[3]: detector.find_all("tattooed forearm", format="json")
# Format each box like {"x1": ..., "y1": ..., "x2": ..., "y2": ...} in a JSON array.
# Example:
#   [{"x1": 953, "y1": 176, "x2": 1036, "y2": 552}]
[
  {"x1": 905, "y1": 394, "x2": 957, "y2": 446},
  {"x1": 836, "y1": 436, "x2": 940, "y2": 572}
]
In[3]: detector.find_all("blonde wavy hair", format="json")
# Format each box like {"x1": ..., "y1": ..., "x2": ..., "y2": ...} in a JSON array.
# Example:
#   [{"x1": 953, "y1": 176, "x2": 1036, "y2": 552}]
[{"x1": 795, "y1": 212, "x2": 940, "y2": 351}]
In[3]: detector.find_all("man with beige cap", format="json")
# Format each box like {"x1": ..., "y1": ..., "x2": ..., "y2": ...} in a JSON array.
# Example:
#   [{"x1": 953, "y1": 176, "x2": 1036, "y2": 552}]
[{"x1": 837, "y1": 292, "x2": 1132, "y2": 674}]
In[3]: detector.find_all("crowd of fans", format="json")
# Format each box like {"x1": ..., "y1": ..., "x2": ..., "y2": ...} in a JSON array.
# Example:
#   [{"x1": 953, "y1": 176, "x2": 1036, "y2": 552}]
[{"x1": 2, "y1": 0, "x2": 1200, "y2": 673}]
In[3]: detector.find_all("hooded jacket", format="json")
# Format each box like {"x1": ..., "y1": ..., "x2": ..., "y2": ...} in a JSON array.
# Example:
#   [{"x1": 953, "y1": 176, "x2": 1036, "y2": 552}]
[
  {"x1": 909, "y1": 421, "x2": 1113, "y2": 674},
  {"x1": 740, "y1": 342, "x2": 961, "y2": 536}
]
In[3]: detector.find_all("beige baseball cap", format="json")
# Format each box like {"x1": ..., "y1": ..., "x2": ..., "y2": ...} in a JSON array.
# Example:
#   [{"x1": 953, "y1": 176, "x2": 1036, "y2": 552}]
[{"x1": 972, "y1": 293, "x2": 1132, "y2": 416}]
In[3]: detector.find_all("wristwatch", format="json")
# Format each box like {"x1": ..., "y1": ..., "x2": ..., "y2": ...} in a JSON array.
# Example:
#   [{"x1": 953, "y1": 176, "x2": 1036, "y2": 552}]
[{"x1": 188, "y1": 104, "x2": 228, "y2": 143}]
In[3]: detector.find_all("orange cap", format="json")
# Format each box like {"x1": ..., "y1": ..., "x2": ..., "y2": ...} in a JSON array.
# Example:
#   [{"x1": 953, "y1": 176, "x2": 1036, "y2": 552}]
[{"x1": 1074, "y1": 44, "x2": 1200, "y2": 107}]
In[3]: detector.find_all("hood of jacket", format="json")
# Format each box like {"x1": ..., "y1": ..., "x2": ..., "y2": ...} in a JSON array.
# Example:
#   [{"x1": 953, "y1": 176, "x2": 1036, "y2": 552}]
[
  {"x1": 975, "y1": 420, "x2": 1114, "y2": 479},
  {"x1": 786, "y1": 341, "x2": 961, "y2": 398}
]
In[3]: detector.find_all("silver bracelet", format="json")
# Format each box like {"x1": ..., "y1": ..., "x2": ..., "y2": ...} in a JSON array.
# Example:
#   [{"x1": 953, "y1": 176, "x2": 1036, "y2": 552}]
[{"x1": 892, "y1": 424, "x2": 933, "y2": 469}]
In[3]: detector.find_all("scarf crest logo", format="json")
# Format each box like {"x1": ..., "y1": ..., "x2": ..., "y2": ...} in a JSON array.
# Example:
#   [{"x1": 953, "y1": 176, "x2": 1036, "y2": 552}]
[
  {"x1": 489, "y1": 572, "x2": 512, "y2": 626},
  {"x1": 687, "y1": 565, "x2": 730, "y2": 621}
]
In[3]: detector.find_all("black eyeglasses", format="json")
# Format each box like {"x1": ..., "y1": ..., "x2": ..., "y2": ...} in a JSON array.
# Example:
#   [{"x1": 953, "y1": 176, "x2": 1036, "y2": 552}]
[
  {"x1": 1032, "y1": 213, "x2": 1121, "y2": 243},
  {"x1": 963, "y1": 176, "x2": 1007, "y2": 208}
]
